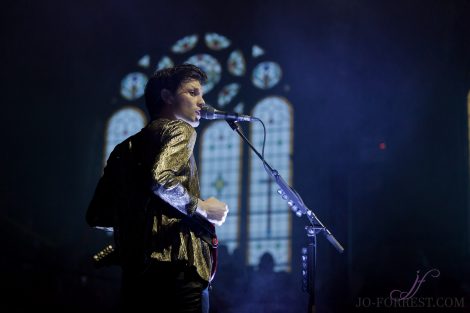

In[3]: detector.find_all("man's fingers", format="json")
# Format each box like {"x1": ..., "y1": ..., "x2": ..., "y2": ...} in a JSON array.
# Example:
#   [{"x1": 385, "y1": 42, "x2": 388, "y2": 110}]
[
  {"x1": 210, "y1": 214, "x2": 227, "y2": 226},
  {"x1": 216, "y1": 217, "x2": 226, "y2": 226}
]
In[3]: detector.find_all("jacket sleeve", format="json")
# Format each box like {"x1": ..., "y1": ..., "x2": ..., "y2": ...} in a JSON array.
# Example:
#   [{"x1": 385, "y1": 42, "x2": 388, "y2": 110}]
[
  {"x1": 86, "y1": 143, "x2": 124, "y2": 228},
  {"x1": 150, "y1": 120, "x2": 198, "y2": 215}
]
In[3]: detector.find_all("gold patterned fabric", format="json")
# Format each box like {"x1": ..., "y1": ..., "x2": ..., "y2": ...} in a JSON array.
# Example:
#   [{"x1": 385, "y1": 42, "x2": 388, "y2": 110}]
[{"x1": 142, "y1": 118, "x2": 212, "y2": 282}]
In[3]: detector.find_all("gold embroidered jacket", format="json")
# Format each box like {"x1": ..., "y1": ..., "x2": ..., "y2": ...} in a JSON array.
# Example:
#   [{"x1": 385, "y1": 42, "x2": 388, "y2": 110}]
[{"x1": 144, "y1": 118, "x2": 212, "y2": 282}]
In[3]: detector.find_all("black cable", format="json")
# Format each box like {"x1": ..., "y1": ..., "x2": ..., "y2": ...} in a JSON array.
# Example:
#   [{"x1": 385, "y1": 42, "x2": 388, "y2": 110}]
[
  {"x1": 252, "y1": 117, "x2": 267, "y2": 160},
  {"x1": 252, "y1": 117, "x2": 274, "y2": 178}
]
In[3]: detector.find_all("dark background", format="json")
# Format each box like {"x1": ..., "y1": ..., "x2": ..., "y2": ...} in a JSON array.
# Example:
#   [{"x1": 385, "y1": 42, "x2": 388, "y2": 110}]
[{"x1": 1, "y1": 0, "x2": 469, "y2": 312}]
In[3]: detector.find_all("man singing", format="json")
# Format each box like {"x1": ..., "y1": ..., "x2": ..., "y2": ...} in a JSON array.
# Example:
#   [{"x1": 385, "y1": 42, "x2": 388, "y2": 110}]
[{"x1": 87, "y1": 64, "x2": 228, "y2": 313}]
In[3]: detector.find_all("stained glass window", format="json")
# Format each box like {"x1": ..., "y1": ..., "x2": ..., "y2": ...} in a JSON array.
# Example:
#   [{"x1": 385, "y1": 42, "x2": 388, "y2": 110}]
[
  {"x1": 157, "y1": 56, "x2": 174, "y2": 70},
  {"x1": 199, "y1": 121, "x2": 242, "y2": 253},
  {"x1": 252, "y1": 45, "x2": 265, "y2": 58},
  {"x1": 227, "y1": 50, "x2": 246, "y2": 76},
  {"x1": 247, "y1": 96, "x2": 293, "y2": 271},
  {"x1": 104, "y1": 107, "x2": 147, "y2": 165},
  {"x1": 217, "y1": 83, "x2": 240, "y2": 107},
  {"x1": 120, "y1": 72, "x2": 148, "y2": 100},
  {"x1": 171, "y1": 35, "x2": 198, "y2": 54},
  {"x1": 233, "y1": 102, "x2": 244, "y2": 113},
  {"x1": 251, "y1": 61, "x2": 282, "y2": 90},
  {"x1": 205, "y1": 33, "x2": 231, "y2": 50},
  {"x1": 137, "y1": 55, "x2": 150, "y2": 68},
  {"x1": 185, "y1": 54, "x2": 222, "y2": 94}
]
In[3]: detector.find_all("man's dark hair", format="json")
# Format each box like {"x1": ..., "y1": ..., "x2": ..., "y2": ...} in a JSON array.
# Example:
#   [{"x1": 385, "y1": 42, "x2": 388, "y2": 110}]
[{"x1": 144, "y1": 64, "x2": 207, "y2": 119}]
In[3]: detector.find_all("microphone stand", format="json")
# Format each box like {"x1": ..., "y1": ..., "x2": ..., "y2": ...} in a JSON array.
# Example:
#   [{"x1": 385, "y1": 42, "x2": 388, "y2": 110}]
[{"x1": 226, "y1": 120, "x2": 344, "y2": 313}]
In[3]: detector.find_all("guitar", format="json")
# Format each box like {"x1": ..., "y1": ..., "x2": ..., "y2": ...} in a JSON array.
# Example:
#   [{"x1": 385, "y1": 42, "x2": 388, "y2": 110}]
[{"x1": 92, "y1": 245, "x2": 118, "y2": 268}]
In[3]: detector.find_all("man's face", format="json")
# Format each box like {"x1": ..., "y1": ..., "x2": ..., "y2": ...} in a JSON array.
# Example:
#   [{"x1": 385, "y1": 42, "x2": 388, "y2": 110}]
[{"x1": 172, "y1": 79, "x2": 204, "y2": 127}]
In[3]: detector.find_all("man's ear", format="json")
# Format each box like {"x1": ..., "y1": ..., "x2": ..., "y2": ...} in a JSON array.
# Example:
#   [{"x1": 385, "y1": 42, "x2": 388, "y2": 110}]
[{"x1": 161, "y1": 89, "x2": 174, "y2": 105}]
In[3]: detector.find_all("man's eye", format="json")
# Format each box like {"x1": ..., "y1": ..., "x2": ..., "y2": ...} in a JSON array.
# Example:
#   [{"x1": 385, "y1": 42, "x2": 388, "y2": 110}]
[{"x1": 189, "y1": 90, "x2": 197, "y2": 96}]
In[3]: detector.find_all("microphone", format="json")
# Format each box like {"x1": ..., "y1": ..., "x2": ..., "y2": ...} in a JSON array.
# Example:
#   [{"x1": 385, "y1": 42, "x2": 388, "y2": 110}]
[{"x1": 200, "y1": 104, "x2": 255, "y2": 122}]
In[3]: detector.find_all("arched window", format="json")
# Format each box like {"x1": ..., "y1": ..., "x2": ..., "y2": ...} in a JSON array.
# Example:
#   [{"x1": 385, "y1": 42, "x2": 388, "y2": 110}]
[
  {"x1": 247, "y1": 96, "x2": 293, "y2": 271},
  {"x1": 104, "y1": 107, "x2": 147, "y2": 165},
  {"x1": 199, "y1": 121, "x2": 242, "y2": 253}
]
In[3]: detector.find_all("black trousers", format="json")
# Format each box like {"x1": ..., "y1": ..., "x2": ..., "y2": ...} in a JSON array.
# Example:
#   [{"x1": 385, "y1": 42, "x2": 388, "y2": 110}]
[{"x1": 120, "y1": 262, "x2": 209, "y2": 313}]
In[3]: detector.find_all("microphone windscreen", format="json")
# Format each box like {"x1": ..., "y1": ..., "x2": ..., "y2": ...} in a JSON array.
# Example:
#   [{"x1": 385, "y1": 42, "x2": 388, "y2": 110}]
[{"x1": 201, "y1": 104, "x2": 215, "y2": 120}]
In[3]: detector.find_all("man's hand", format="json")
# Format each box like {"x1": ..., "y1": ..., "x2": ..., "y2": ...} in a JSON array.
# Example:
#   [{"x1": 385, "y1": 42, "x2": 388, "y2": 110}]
[{"x1": 197, "y1": 197, "x2": 228, "y2": 226}]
